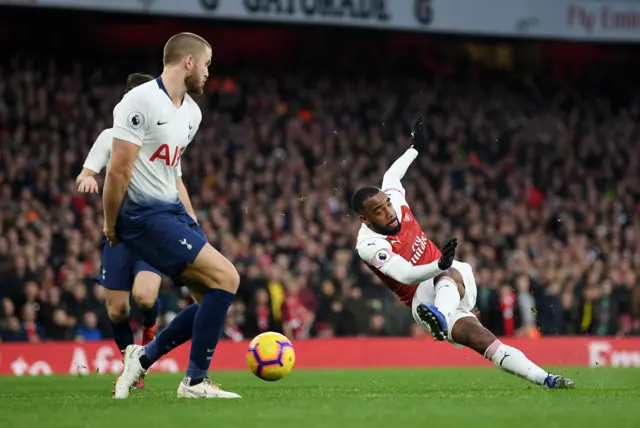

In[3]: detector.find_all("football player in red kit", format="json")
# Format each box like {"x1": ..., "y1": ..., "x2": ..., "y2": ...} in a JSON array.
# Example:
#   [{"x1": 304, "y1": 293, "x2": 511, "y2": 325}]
[{"x1": 352, "y1": 112, "x2": 574, "y2": 389}]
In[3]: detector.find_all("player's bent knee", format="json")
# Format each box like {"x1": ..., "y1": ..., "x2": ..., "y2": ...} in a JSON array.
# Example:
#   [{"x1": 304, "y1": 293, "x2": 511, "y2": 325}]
[
  {"x1": 132, "y1": 287, "x2": 157, "y2": 310},
  {"x1": 132, "y1": 272, "x2": 161, "y2": 310},
  {"x1": 436, "y1": 269, "x2": 466, "y2": 299},
  {"x1": 183, "y1": 243, "x2": 240, "y2": 294},
  {"x1": 106, "y1": 293, "x2": 130, "y2": 322}
]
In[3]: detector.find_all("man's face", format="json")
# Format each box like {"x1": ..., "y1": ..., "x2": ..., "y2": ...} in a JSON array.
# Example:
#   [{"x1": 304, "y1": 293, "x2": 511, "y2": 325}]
[
  {"x1": 185, "y1": 46, "x2": 212, "y2": 96},
  {"x1": 360, "y1": 192, "x2": 401, "y2": 235}
]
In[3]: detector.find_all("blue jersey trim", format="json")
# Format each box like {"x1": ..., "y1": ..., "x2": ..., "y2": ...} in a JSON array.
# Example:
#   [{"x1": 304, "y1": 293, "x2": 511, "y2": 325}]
[{"x1": 156, "y1": 77, "x2": 184, "y2": 105}]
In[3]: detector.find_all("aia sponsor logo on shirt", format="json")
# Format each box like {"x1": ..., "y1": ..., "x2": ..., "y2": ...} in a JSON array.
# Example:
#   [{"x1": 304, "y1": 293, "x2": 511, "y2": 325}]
[{"x1": 149, "y1": 144, "x2": 185, "y2": 167}]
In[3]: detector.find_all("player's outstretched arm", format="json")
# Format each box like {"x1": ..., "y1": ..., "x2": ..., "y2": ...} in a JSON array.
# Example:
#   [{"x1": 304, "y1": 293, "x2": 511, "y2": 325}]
[
  {"x1": 381, "y1": 111, "x2": 427, "y2": 192},
  {"x1": 176, "y1": 177, "x2": 197, "y2": 222},
  {"x1": 357, "y1": 237, "x2": 457, "y2": 284}
]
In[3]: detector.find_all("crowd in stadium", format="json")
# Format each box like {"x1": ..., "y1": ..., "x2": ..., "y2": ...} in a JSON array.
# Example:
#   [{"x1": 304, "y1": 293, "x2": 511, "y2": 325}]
[{"x1": 1, "y1": 46, "x2": 639, "y2": 344}]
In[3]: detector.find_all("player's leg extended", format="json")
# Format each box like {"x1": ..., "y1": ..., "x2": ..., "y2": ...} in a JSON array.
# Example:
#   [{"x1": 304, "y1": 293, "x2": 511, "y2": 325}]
[
  {"x1": 450, "y1": 317, "x2": 575, "y2": 389},
  {"x1": 413, "y1": 262, "x2": 573, "y2": 388},
  {"x1": 115, "y1": 211, "x2": 239, "y2": 399},
  {"x1": 131, "y1": 263, "x2": 198, "y2": 388},
  {"x1": 175, "y1": 243, "x2": 240, "y2": 398}
]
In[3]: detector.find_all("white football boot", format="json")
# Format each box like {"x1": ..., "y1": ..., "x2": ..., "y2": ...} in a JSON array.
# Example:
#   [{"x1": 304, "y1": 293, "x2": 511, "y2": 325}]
[
  {"x1": 177, "y1": 377, "x2": 241, "y2": 399},
  {"x1": 113, "y1": 344, "x2": 147, "y2": 399}
]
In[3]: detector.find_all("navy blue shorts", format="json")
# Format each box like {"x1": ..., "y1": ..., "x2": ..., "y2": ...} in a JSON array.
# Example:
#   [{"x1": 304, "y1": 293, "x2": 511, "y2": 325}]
[
  {"x1": 98, "y1": 240, "x2": 163, "y2": 291},
  {"x1": 116, "y1": 198, "x2": 208, "y2": 282}
]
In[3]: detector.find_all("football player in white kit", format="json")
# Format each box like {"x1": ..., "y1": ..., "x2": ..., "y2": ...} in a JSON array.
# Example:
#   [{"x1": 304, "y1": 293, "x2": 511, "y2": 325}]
[
  {"x1": 104, "y1": 33, "x2": 240, "y2": 399},
  {"x1": 76, "y1": 73, "x2": 161, "y2": 391},
  {"x1": 352, "y1": 112, "x2": 574, "y2": 389}
]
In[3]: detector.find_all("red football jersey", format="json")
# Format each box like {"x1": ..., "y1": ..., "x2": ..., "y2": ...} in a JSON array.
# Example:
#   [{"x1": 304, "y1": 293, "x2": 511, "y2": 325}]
[{"x1": 356, "y1": 188, "x2": 441, "y2": 306}]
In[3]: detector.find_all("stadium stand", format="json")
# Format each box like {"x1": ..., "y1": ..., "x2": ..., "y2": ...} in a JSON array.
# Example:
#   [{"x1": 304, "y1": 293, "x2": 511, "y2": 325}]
[{"x1": 0, "y1": 8, "x2": 639, "y2": 344}]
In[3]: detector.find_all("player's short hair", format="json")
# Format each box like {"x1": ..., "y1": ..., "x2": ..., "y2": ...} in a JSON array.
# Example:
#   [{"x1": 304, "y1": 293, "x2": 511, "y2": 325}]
[
  {"x1": 351, "y1": 186, "x2": 382, "y2": 216},
  {"x1": 163, "y1": 32, "x2": 211, "y2": 66},
  {"x1": 123, "y1": 73, "x2": 154, "y2": 95}
]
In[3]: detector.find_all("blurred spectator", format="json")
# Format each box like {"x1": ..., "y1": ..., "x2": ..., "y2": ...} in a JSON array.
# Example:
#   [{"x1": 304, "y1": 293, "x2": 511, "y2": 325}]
[
  {"x1": 21, "y1": 304, "x2": 44, "y2": 342},
  {"x1": 244, "y1": 288, "x2": 279, "y2": 338},
  {"x1": 76, "y1": 312, "x2": 103, "y2": 341},
  {"x1": 281, "y1": 276, "x2": 314, "y2": 339},
  {"x1": 1, "y1": 316, "x2": 27, "y2": 342},
  {"x1": 47, "y1": 310, "x2": 76, "y2": 341}
]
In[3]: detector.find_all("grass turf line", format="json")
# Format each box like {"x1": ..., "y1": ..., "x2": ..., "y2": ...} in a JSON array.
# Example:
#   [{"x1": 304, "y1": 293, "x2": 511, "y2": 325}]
[{"x1": 0, "y1": 368, "x2": 638, "y2": 428}]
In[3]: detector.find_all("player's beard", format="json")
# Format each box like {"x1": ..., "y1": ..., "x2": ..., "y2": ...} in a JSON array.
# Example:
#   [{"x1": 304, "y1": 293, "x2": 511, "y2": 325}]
[
  {"x1": 372, "y1": 221, "x2": 402, "y2": 236},
  {"x1": 185, "y1": 74, "x2": 204, "y2": 96}
]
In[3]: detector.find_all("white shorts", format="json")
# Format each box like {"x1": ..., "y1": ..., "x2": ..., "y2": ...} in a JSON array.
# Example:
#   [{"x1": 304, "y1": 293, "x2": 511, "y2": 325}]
[{"x1": 410, "y1": 260, "x2": 478, "y2": 342}]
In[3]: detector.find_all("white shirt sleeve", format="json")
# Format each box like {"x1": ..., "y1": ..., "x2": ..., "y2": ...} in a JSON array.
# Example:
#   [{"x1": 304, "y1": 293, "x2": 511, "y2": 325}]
[
  {"x1": 112, "y1": 91, "x2": 155, "y2": 147},
  {"x1": 381, "y1": 148, "x2": 418, "y2": 197},
  {"x1": 83, "y1": 129, "x2": 112, "y2": 174},
  {"x1": 357, "y1": 237, "x2": 444, "y2": 285}
]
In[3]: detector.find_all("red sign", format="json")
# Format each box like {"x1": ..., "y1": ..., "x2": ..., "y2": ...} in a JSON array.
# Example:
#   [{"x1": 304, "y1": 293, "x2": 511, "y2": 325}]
[{"x1": 1, "y1": 337, "x2": 639, "y2": 376}]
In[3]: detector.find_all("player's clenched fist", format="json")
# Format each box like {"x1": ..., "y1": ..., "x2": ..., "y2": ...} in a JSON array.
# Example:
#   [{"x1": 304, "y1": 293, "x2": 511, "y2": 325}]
[
  {"x1": 409, "y1": 111, "x2": 428, "y2": 153},
  {"x1": 104, "y1": 223, "x2": 119, "y2": 247},
  {"x1": 437, "y1": 238, "x2": 457, "y2": 270},
  {"x1": 77, "y1": 176, "x2": 99, "y2": 194}
]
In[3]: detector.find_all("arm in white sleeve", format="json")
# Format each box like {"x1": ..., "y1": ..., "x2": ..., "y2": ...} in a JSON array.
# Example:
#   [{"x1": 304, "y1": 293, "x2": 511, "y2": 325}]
[
  {"x1": 82, "y1": 129, "x2": 112, "y2": 174},
  {"x1": 381, "y1": 148, "x2": 418, "y2": 194},
  {"x1": 357, "y1": 237, "x2": 443, "y2": 285}
]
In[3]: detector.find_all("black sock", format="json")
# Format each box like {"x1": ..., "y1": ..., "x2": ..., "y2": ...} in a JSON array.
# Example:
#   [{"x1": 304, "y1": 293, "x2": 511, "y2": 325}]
[
  {"x1": 189, "y1": 377, "x2": 206, "y2": 386},
  {"x1": 110, "y1": 319, "x2": 134, "y2": 352},
  {"x1": 139, "y1": 354, "x2": 153, "y2": 370}
]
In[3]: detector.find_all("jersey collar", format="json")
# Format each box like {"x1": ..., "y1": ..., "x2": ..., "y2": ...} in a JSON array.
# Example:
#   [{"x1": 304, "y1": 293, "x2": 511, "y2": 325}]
[{"x1": 156, "y1": 76, "x2": 184, "y2": 106}]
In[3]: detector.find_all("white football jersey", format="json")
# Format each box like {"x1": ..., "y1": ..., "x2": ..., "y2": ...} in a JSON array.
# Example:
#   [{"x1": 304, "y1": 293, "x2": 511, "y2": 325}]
[
  {"x1": 83, "y1": 128, "x2": 113, "y2": 174},
  {"x1": 112, "y1": 78, "x2": 202, "y2": 206}
]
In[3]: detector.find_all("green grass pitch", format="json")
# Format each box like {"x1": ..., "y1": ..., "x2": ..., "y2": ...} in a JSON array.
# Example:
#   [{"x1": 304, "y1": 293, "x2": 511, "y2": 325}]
[{"x1": 1, "y1": 368, "x2": 639, "y2": 428}]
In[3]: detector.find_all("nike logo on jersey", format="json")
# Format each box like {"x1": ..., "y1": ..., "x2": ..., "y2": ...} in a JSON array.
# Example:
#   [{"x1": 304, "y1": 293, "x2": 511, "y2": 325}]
[{"x1": 157, "y1": 121, "x2": 168, "y2": 125}]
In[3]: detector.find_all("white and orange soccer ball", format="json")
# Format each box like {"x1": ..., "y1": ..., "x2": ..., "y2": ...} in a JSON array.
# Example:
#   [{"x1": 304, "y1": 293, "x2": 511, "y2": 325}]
[{"x1": 246, "y1": 332, "x2": 295, "y2": 381}]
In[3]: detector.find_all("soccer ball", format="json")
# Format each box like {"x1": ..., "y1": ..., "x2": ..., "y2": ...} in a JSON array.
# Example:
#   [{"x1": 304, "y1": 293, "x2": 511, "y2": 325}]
[{"x1": 246, "y1": 332, "x2": 295, "y2": 381}]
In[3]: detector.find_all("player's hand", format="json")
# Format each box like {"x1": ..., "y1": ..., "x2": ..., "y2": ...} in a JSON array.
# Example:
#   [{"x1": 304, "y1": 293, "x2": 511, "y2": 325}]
[
  {"x1": 77, "y1": 177, "x2": 99, "y2": 194},
  {"x1": 410, "y1": 111, "x2": 428, "y2": 153},
  {"x1": 437, "y1": 238, "x2": 457, "y2": 270},
  {"x1": 103, "y1": 224, "x2": 119, "y2": 247}
]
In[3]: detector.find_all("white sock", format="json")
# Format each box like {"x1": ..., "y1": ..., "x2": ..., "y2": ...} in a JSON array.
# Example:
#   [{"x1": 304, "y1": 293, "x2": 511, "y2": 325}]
[
  {"x1": 484, "y1": 340, "x2": 548, "y2": 385},
  {"x1": 434, "y1": 277, "x2": 460, "y2": 327}
]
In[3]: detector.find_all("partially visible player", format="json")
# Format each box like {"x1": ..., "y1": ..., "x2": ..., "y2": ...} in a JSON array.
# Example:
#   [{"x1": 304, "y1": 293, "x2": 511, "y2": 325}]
[
  {"x1": 103, "y1": 33, "x2": 240, "y2": 399},
  {"x1": 353, "y1": 112, "x2": 574, "y2": 389},
  {"x1": 76, "y1": 73, "x2": 161, "y2": 390}
]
